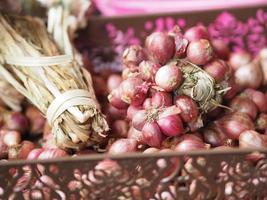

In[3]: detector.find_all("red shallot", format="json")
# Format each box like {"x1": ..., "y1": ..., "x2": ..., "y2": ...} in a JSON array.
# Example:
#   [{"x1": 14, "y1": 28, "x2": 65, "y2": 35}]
[
  {"x1": 184, "y1": 25, "x2": 210, "y2": 42},
  {"x1": 142, "y1": 122, "x2": 163, "y2": 147},
  {"x1": 217, "y1": 112, "x2": 254, "y2": 140},
  {"x1": 211, "y1": 39, "x2": 230, "y2": 60},
  {"x1": 123, "y1": 45, "x2": 146, "y2": 67},
  {"x1": 243, "y1": 89, "x2": 267, "y2": 113},
  {"x1": 151, "y1": 91, "x2": 172, "y2": 108},
  {"x1": 174, "y1": 95, "x2": 199, "y2": 123},
  {"x1": 107, "y1": 74, "x2": 123, "y2": 92},
  {"x1": 230, "y1": 96, "x2": 258, "y2": 120},
  {"x1": 187, "y1": 39, "x2": 213, "y2": 65},
  {"x1": 155, "y1": 63, "x2": 183, "y2": 92},
  {"x1": 108, "y1": 138, "x2": 138, "y2": 154},
  {"x1": 229, "y1": 51, "x2": 251, "y2": 71},
  {"x1": 145, "y1": 32, "x2": 175, "y2": 65},
  {"x1": 139, "y1": 60, "x2": 161, "y2": 82},
  {"x1": 239, "y1": 130, "x2": 266, "y2": 148},
  {"x1": 158, "y1": 114, "x2": 184, "y2": 137},
  {"x1": 234, "y1": 60, "x2": 262, "y2": 89},
  {"x1": 119, "y1": 77, "x2": 148, "y2": 105}
]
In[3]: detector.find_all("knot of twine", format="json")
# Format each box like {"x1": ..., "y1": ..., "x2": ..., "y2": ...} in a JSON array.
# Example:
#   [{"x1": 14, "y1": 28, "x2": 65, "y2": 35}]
[
  {"x1": 175, "y1": 60, "x2": 226, "y2": 113},
  {"x1": 5, "y1": 54, "x2": 97, "y2": 126}
]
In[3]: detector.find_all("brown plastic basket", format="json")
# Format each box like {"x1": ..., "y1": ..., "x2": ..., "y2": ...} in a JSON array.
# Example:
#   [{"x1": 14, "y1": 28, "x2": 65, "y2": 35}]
[{"x1": 1, "y1": 5, "x2": 267, "y2": 200}]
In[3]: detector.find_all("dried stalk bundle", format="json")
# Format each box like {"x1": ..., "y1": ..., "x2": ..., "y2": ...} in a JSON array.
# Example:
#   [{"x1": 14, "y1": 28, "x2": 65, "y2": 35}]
[
  {"x1": 174, "y1": 59, "x2": 230, "y2": 113},
  {"x1": 0, "y1": 14, "x2": 109, "y2": 150},
  {"x1": 0, "y1": 76, "x2": 24, "y2": 111}
]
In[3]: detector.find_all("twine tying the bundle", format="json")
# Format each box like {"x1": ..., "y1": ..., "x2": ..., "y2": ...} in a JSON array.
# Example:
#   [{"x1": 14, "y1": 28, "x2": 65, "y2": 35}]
[{"x1": 5, "y1": 55, "x2": 99, "y2": 127}]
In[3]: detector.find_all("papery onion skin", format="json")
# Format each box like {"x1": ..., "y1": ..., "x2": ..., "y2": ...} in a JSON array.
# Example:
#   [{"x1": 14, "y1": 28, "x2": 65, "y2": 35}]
[
  {"x1": 120, "y1": 77, "x2": 148, "y2": 105},
  {"x1": 152, "y1": 92, "x2": 173, "y2": 108},
  {"x1": 107, "y1": 74, "x2": 123, "y2": 92},
  {"x1": 229, "y1": 51, "x2": 252, "y2": 71},
  {"x1": 184, "y1": 25, "x2": 210, "y2": 42},
  {"x1": 243, "y1": 89, "x2": 267, "y2": 113},
  {"x1": 145, "y1": 32, "x2": 175, "y2": 65},
  {"x1": 211, "y1": 39, "x2": 230, "y2": 60},
  {"x1": 108, "y1": 139, "x2": 138, "y2": 154},
  {"x1": 234, "y1": 61, "x2": 263, "y2": 89},
  {"x1": 123, "y1": 45, "x2": 146, "y2": 67},
  {"x1": 155, "y1": 63, "x2": 183, "y2": 92},
  {"x1": 187, "y1": 39, "x2": 213, "y2": 65},
  {"x1": 132, "y1": 110, "x2": 147, "y2": 131},
  {"x1": 142, "y1": 122, "x2": 163, "y2": 148},
  {"x1": 139, "y1": 60, "x2": 161, "y2": 82},
  {"x1": 158, "y1": 115, "x2": 184, "y2": 137},
  {"x1": 122, "y1": 67, "x2": 140, "y2": 80},
  {"x1": 217, "y1": 112, "x2": 254, "y2": 140},
  {"x1": 239, "y1": 130, "x2": 266, "y2": 148},
  {"x1": 169, "y1": 26, "x2": 188, "y2": 58},
  {"x1": 174, "y1": 95, "x2": 199, "y2": 123},
  {"x1": 230, "y1": 96, "x2": 258, "y2": 120},
  {"x1": 108, "y1": 89, "x2": 129, "y2": 109}
]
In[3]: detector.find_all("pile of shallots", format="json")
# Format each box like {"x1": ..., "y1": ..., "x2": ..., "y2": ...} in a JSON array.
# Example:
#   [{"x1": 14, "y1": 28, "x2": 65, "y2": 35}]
[
  {"x1": 0, "y1": 104, "x2": 69, "y2": 160},
  {"x1": 106, "y1": 25, "x2": 267, "y2": 155},
  {"x1": 1, "y1": 24, "x2": 267, "y2": 162}
]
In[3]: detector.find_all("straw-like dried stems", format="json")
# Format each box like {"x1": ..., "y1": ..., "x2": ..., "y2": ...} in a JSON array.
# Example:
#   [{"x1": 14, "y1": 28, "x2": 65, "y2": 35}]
[
  {"x1": 0, "y1": 14, "x2": 108, "y2": 150},
  {"x1": 0, "y1": 76, "x2": 24, "y2": 111},
  {"x1": 175, "y1": 59, "x2": 231, "y2": 113}
]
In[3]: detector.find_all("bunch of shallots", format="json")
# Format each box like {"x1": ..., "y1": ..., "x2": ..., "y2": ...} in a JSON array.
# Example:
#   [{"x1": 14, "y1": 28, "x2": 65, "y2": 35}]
[{"x1": 107, "y1": 25, "x2": 232, "y2": 151}]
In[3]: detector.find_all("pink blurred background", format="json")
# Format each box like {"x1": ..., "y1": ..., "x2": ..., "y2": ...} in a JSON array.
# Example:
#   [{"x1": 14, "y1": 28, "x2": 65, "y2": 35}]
[{"x1": 94, "y1": 0, "x2": 267, "y2": 16}]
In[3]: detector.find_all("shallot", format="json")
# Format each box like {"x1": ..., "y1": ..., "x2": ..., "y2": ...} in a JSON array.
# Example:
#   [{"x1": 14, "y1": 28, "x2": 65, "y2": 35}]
[
  {"x1": 217, "y1": 112, "x2": 254, "y2": 140},
  {"x1": 187, "y1": 39, "x2": 213, "y2": 65},
  {"x1": 157, "y1": 114, "x2": 184, "y2": 137},
  {"x1": 234, "y1": 60, "x2": 262, "y2": 89},
  {"x1": 230, "y1": 96, "x2": 258, "y2": 120},
  {"x1": 155, "y1": 63, "x2": 183, "y2": 92},
  {"x1": 107, "y1": 74, "x2": 123, "y2": 92},
  {"x1": 211, "y1": 39, "x2": 230, "y2": 60},
  {"x1": 145, "y1": 32, "x2": 175, "y2": 65},
  {"x1": 174, "y1": 95, "x2": 199, "y2": 123},
  {"x1": 151, "y1": 91, "x2": 172, "y2": 108},
  {"x1": 243, "y1": 89, "x2": 267, "y2": 113},
  {"x1": 139, "y1": 60, "x2": 161, "y2": 82},
  {"x1": 184, "y1": 25, "x2": 209, "y2": 42},
  {"x1": 142, "y1": 122, "x2": 163, "y2": 147},
  {"x1": 108, "y1": 139, "x2": 138, "y2": 154},
  {"x1": 239, "y1": 130, "x2": 266, "y2": 148},
  {"x1": 120, "y1": 77, "x2": 148, "y2": 105},
  {"x1": 229, "y1": 51, "x2": 251, "y2": 71},
  {"x1": 123, "y1": 45, "x2": 146, "y2": 67}
]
